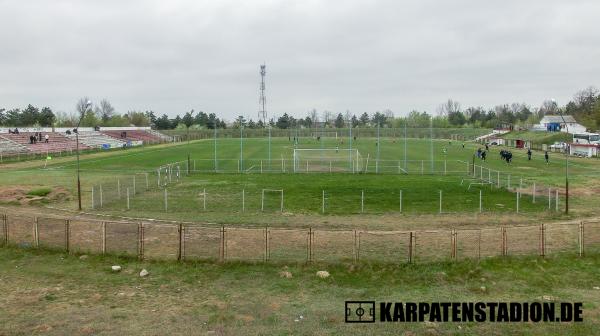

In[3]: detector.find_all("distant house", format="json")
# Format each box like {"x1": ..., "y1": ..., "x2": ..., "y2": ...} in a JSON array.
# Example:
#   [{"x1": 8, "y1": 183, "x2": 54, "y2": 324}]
[{"x1": 532, "y1": 115, "x2": 586, "y2": 134}]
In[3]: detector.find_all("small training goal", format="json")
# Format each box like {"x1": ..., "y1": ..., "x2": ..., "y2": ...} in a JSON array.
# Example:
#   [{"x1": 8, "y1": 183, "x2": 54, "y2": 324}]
[{"x1": 293, "y1": 148, "x2": 363, "y2": 173}]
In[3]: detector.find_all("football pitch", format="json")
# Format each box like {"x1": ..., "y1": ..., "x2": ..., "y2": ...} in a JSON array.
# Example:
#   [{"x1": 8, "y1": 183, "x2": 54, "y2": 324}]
[{"x1": 2, "y1": 135, "x2": 600, "y2": 229}]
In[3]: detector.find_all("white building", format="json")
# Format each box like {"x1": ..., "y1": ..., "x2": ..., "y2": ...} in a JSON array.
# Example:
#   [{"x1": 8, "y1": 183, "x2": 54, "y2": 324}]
[
  {"x1": 532, "y1": 115, "x2": 587, "y2": 134},
  {"x1": 569, "y1": 143, "x2": 599, "y2": 158}
]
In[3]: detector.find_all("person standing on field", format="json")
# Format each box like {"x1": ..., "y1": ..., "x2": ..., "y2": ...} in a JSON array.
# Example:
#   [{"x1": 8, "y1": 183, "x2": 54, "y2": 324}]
[
  {"x1": 527, "y1": 148, "x2": 532, "y2": 161},
  {"x1": 545, "y1": 151, "x2": 549, "y2": 164}
]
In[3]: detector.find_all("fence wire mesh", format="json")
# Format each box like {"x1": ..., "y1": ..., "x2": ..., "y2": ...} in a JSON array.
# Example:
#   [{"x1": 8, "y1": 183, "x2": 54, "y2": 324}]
[{"x1": 4, "y1": 213, "x2": 600, "y2": 264}]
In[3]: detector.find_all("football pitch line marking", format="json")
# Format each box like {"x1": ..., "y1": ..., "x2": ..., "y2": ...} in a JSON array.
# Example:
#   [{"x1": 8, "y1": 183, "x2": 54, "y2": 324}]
[{"x1": 42, "y1": 145, "x2": 185, "y2": 170}]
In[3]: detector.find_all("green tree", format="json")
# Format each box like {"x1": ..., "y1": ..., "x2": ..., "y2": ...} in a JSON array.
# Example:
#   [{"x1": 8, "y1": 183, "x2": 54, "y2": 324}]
[
  {"x1": 334, "y1": 113, "x2": 345, "y2": 128},
  {"x1": 38, "y1": 107, "x2": 55, "y2": 126},
  {"x1": 276, "y1": 113, "x2": 290, "y2": 129},
  {"x1": 359, "y1": 112, "x2": 370, "y2": 126},
  {"x1": 21, "y1": 104, "x2": 40, "y2": 126}
]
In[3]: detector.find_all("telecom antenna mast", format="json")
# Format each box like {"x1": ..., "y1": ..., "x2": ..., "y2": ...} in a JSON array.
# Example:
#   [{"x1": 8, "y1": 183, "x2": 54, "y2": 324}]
[{"x1": 259, "y1": 64, "x2": 267, "y2": 125}]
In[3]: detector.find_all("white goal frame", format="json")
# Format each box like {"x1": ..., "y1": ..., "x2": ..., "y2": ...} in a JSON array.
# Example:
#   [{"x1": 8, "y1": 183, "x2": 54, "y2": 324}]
[{"x1": 293, "y1": 148, "x2": 363, "y2": 173}]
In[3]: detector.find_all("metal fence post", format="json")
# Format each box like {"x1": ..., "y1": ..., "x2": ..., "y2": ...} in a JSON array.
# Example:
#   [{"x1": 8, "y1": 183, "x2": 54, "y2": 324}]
[
  {"x1": 399, "y1": 190, "x2": 403, "y2": 213},
  {"x1": 532, "y1": 182, "x2": 536, "y2": 203},
  {"x1": 439, "y1": 190, "x2": 442, "y2": 214},
  {"x1": 555, "y1": 190, "x2": 559, "y2": 212},
  {"x1": 361, "y1": 190, "x2": 364, "y2": 213},
  {"x1": 164, "y1": 188, "x2": 168, "y2": 212},
  {"x1": 479, "y1": 190, "x2": 482, "y2": 213}
]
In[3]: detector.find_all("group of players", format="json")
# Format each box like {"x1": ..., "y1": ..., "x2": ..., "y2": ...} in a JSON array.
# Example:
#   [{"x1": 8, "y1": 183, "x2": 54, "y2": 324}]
[{"x1": 475, "y1": 144, "x2": 550, "y2": 164}]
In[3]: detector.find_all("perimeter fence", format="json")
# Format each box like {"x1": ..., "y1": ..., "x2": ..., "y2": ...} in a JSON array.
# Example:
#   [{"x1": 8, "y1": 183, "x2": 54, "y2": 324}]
[{"x1": 2, "y1": 212, "x2": 597, "y2": 263}]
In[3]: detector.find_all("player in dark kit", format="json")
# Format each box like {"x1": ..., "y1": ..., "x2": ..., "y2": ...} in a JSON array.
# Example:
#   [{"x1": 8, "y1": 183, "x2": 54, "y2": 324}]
[{"x1": 527, "y1": 148, "x2": 532, "y2": 161}]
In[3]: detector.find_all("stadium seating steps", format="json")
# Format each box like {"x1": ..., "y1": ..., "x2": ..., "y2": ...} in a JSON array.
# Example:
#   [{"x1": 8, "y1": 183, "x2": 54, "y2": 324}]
[
  {"x1": 101, "y1": 130, "x2": 164, "y2": 143},
  {"x1": 2, "y1": 132, "x2": 88, "y2": 154}
]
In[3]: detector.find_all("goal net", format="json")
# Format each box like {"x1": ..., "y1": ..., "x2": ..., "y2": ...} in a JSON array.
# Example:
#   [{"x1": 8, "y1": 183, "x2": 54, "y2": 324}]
[
  {"x1": 293, "y1": 148, "x2": 363, "y2": 173},
  {"x1": 311, "y1": 131, "x2": 338, "y2": 139}
]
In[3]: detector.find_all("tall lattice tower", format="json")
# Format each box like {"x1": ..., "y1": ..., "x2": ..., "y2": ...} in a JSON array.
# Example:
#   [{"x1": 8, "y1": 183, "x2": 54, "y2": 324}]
[{"x1": 259, "y1": 64, "x2": 267, "y2": 125}]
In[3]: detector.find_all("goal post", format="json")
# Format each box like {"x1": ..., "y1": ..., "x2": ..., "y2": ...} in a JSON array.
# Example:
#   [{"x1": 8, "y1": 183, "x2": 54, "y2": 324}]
[
  {"x1": 293, "y1": 148, "x2": 363, "y2": 173},
  {"x1": 311, "y1": 131, "x2": 338, "y2": 139}
]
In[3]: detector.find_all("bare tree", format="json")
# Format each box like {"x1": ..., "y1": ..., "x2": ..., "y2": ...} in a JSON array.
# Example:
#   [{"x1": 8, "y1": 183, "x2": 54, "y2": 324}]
[
  {"x1": 539, "y1": 100, "x2": 559, "y2": 115},
  {"x1": 574, "y1": 86, "x2": 598, "y2": 109},
  {"x1": 309, "y1": 108, "x2": 319, "y2": 124},
  {"x1": 383, "y1": 109, "x2": 394, "y2": 120},
  {"x1": 322, "y1": 110, "x2": 333, "y2": 126},
  {"x1": 98, "y1": 99, "x2": 115, "y2": 122},
  {"x1": 76, "y1": 97, "x2": 92, "y2": 116},
  {"x1": 437, "y1": 99, "x2": 461, "y2": 116}
]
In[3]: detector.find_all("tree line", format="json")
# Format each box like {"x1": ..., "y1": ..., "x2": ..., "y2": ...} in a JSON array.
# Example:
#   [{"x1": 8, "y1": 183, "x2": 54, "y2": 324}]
[{"x1": 1, "y1": 86, "x2": 598, "y2": 130}]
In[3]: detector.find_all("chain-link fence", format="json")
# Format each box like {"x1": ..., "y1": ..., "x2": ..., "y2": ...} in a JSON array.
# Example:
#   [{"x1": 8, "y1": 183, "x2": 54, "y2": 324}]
[{"x1": 2, "y1": 212, "x2": 597, "y2": 264}]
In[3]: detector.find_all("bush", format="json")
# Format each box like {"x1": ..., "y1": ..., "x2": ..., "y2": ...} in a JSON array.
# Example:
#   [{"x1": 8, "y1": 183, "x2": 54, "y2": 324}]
[{"x1": 27, "y1": 187, "x2": 52, "y2": 197}]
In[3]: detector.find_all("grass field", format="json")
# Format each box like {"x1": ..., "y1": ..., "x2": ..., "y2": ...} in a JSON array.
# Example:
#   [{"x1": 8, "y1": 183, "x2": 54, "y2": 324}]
[
  {"x1": 2, "y1": 134, "x2": 600, "y2": 335},
  {"x1": 2, "y1": 135, "x2": 600, "y2": 229},
  {"x1": 2, "y1": 246, "x2": 600, "y2": 335}
]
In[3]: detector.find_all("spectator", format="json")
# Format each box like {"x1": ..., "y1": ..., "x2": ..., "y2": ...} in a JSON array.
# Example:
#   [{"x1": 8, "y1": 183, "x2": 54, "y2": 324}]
[{"x1": 44, "y1": 134, "x2": 49, "y2": 143}]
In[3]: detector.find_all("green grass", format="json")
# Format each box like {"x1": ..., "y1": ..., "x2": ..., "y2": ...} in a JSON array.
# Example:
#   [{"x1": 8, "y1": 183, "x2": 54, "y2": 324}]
[
  {"x1": 26, "y1": 187, "x2": 52, "y2": 197},
  {"x1": 1, "y1": 136, "x2": 600, "y2": 225},
  {"x1": 2, "y1": 245, "x2": 600, "y2": 335}
]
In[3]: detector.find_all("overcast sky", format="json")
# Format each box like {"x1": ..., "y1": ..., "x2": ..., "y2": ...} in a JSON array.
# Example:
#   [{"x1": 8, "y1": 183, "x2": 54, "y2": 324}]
[{"x1": 1, "y1": 0, "x2": 599, "y2": 121}]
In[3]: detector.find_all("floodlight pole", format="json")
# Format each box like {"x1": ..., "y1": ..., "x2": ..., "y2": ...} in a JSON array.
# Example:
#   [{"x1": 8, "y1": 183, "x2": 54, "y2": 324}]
[
  {"x1": 554, "y1": 100, "x2": 569, "y2": 214},
  {"x1": 376, "y1": 122, "x2": 380, "y2": 173},
  {"x1": 348, "y1": 116, "x2": 353, "y2": 172},
  {"x1": 76, "y1": 100, "x2": 92, "y2": 211},
  {"x1": 430, "y1": 115, "x2": 434, "y2": 173},
  {"x1": 214, "y1": 126, "x2": 217, "y2": 171},
  {"x1": 404, "y1": 120, "x2": 407, "y2": 169},
  {"x1": 240, "y1": 124, "x2": 244, "y2": 172}
]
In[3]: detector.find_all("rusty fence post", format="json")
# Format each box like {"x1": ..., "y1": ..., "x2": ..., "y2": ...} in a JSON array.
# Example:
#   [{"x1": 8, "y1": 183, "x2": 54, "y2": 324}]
[
  {"x1": 34, "y1": 217, "x2": 39, "y2": 248},
  {"x1": 354, "y1": 230, "x2": 358, "y2": 263},
  {"x1": 2, "y1": 214, "x2": 7, "y2": 246},
  {"x1": 477, "y1": 230, "x2": 481, "y2": 261},
  {"x1": 579, "y1": 221, "x2": 585, "y2": 257},
  {"x1": 138, "y1": 222, "x2": 145, "y2": 260},
  {"x1": 181, "y1": 224, "x2": 186, "y2": 261},
  {"x1": 101, "y1": 222, "x2": 106, "y2": 255},
  {"x1": 307, "y1": 227, "x2": 313, "y2": 263},
  {"x1": 219, "y1": 225, "x2": 225, "y2": 263},
  {"x1": 408, "y1": 232, "x2": 414, "y2": 263},
  {"x1": 539, "y1": 224, "x2": 546, "y2": 257},
  {"x1": 501, "y1": 227, "x2": 507, "y2": 256},
  {"x1": 65, "y1": 219, "x2": 70, "y2": 253},
  {"x1": 451, "y1": 230, "x2": 457, "y2": 260},
  {"x1": 177, "y1": 223, "x2": 183, "y2": 261},
  {"x1": 264, "y1": 226, "x2": 269, "y2": 262}
]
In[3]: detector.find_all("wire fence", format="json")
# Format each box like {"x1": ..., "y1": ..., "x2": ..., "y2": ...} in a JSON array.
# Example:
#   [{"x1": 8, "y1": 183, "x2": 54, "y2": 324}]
[
  {"x1": 88, "y1": 159, "x2": 560, "y2": 215},
  {"x1": 1, "y1": 212, "x2": 596, "y2": 263}
]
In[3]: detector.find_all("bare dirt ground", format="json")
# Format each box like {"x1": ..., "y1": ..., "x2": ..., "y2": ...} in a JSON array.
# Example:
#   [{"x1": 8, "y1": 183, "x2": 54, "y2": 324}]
[{"x1": 0, "y1": 186, "x2": 71, "y2": 206}]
